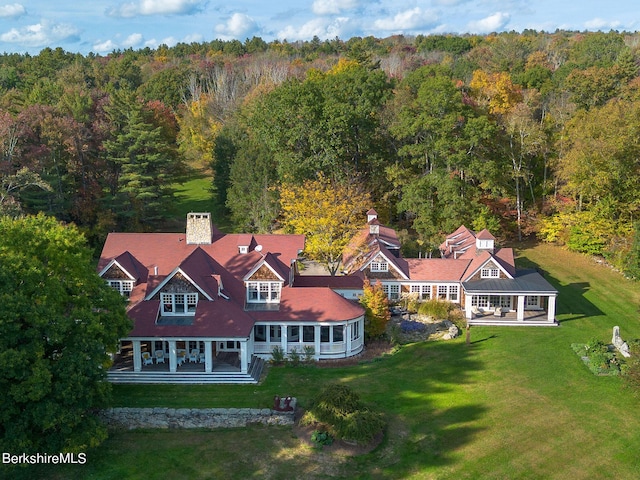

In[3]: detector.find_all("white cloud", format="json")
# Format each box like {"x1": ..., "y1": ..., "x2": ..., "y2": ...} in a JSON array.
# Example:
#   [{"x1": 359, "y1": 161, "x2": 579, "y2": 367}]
[
  {"x1": 277, "y1": 17, "x2": 351, "y2": 41},
  {"x1": 0, "y1": 20, "x2": 79, "y2": 47},
  {"x1": 122, "y1": 33, "x2": 144, "y2": 48},
  {"x1": 467, "y1": 12, "x2": 510, "y2": 33},
  {"x1": 106, "y1": 0, "x2": 205, "y2": 18},
  {"x1": 373, "y1": 7, "x2": 439, "y2": 31},
  {"x1": 0, "y1": 3, "x2": 25, "y2": 18},
  {"x1": 312, "y1": 0, "x2": 359, "y2": 16},
  {"x1": 214, "y1": 13, "x2": 258, "y2": 40},
  {"x1": 584, "y1": 18, "x2": 623, "y2": 30},
  {"x1": 92, "y1": 39, "x2": 117, "y2": 53}
]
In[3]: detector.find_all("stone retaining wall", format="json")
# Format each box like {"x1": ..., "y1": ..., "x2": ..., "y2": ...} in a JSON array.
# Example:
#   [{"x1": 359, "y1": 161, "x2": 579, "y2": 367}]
[{"x1": 100, "y1": 406, "x2": 296, "y2": 430}]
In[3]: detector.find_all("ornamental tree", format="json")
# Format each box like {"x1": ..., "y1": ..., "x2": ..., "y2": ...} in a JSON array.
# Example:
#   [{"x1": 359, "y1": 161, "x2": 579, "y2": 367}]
[
  {"x1": 0, "y1": 214, "x2": 131, "y2": 454},
  {"x1": 279, "y1": 173, "x2": 370, "y2": 275},
  {"x1": 360, "y1": 279, "x2": 390, "y2": 338}
]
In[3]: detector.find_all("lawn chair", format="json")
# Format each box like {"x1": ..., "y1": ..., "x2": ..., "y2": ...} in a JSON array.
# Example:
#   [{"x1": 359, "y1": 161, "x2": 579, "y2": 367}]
[
  {"x1": 141, "y1": 351, "x2": 153, "y2": 365},
  {"x1": 189, "y1": 349, "x2": 200, "y2": 363},
  {"x1": 155, "y1": 350, "x2": 165, "y2": 363}
]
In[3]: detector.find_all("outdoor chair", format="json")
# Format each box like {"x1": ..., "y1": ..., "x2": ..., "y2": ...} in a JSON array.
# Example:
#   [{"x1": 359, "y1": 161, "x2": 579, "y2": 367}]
[
  {"x1": 155, "y1": 350, "x2": 165, "y2": 363},
  {"x1": 494, "y1": 307, "x2": 503, "y2": 317},
  {"x1": 471, "y1": 306, "x2": 483, "y2": 317},
  {"x1": 189, "y1": 349, "x2": 199, "y2": 363},
  {"x1": 177, "y1": 350, "x2": 186, "y2": 366},
  {"x1": 141, "y1": 351, "x2": 153, "y2": 365}
]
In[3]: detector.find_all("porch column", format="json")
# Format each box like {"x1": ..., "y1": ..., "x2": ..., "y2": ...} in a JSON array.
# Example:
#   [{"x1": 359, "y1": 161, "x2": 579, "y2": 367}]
[
  {"x1": 345, "y1": 323, "x2": 352, "y2": 357},
  {"x1": 168, "y1": 340, "x2": 177, "y2": 373},
  {"x1": 465, "y1": 294, "x2": 473, "y2": 319},
  {"x1": 547, "y1": 295, "x2": 557, "y2": 322},
  {"x1": 204, "y1": 340, "x2": 213, "y2": 373},
  {"x1": 517, "y1": 295, "x2": 525, "y2": 321},
  {"x1": 240, "y1": 340, "x2": 248, "y2": 374},
  {"x1": 132, "y1": 340, "x2": 142, "y2": 372},
  {"x1": 314, "y1": 325, "x2": 321, "y2": 360},
  {"x1": 281, "y1": 324, "x2": 288, "y2": 353}
]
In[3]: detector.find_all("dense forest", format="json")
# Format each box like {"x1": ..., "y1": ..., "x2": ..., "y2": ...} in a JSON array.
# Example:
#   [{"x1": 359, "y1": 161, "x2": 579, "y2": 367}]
[{"x1": 0, "y1": 31, "x2": 639, "y2": 279}]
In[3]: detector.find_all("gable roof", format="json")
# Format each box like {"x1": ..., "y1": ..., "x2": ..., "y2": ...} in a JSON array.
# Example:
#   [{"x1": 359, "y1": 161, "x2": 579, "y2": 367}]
[
  {"x1": 243, "y1": 252, "x2": 288, "y2": 282},
  {"x1": 99, "y1": 250, "x2": 148, "y2": 282}
]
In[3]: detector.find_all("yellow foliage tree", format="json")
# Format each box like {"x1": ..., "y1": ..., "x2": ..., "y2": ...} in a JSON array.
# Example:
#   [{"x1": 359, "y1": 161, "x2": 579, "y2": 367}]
[
  {"x1": 470, "y1": 70, "x2": 523, "y2": 115},
  {"x1": 177, "y1": 94, "x2": 221, "y2": 167},
  {"x1": 279, "y1": 174, "x2": 370, "y2": 275}
]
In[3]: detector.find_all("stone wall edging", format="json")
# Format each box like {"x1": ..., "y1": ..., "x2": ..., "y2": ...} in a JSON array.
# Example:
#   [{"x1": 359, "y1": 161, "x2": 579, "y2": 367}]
[{"x1": 100, "y1": 406, "x2": 296, "y2": 430}]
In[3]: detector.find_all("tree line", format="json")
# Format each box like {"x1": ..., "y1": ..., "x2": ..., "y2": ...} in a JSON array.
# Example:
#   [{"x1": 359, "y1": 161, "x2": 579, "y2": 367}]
[{"x1": 0, "y1": 31, "x2": 638, "y2": 278}]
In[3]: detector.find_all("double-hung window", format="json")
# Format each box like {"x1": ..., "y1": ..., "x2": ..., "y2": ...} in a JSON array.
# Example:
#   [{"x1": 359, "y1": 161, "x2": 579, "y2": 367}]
[
  {"x1": 247, "y1": 281, "x2": 281, "y2": 303},
  {"x1": 370, "y1": 260, "x2": 388, "y2": 272},
  {"x1": 108, "y1": 280, "x2": 134, "y2": 297},
  {"x1": 161, "y1": 292, "x2": 198, "y2": 315},
  {"x1": 481, "y1": 267, "x2": 500, "y2": 278}
]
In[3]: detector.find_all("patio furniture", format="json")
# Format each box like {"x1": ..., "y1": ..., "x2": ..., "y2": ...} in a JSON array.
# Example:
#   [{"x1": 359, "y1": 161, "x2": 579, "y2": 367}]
[
  {"x1": 155, "y1": 350, "x2": 165, "y2": 363},
  {"x1": 189, "y1": 349, "x2": 199, "y2": 363},
  {"x1": 494, "y1": 307, "x2": 503, "y2": 317},
  {"x1": 471, "y1": 306, "x2": 483, "y2": 317},
  {"x1": 177, "y1": 350, "x2": 186, "y2": 366},
  {"x1": 141, "y1": 352, "x2": 153, "y2": 365}
]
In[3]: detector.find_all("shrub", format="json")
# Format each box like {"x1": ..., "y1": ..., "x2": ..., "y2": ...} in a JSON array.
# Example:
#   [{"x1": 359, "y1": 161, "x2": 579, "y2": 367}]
[
  {"x1": 400, "y1": 320, "x2": 426, "y2": 333},
  {"x1": 310, "y1": 430, "x2": 333, "y2": 447},
  {"x1": 303, "y1": 345, "x2": 315, "y2": 363},
  {"x1": 301, "y1": 383, "x2": 386, "y2": 445},
  {"x1": 417, "y1": 299, "x2": 452, "y2": 319},
  {"x1": 288, "y1": 347, "x2": 301, "y2": 366},
  {"x1": 270, "y1": 346, "x2": 286, "y2": 364}
]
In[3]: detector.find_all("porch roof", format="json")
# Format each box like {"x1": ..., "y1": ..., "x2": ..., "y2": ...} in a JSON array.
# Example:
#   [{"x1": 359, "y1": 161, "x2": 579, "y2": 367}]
[
  {"x1": 127, "y1": 299, "x2": 255, "y2": 338},
  {"x1": 462, "y1": 269, "x2": 557, "y2": 295}
]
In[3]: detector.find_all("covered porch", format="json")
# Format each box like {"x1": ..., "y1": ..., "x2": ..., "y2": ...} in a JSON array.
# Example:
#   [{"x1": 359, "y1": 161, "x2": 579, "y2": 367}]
[
  {"x1": 107, "y1": 338, "x2": 264, "y2": 384},
  {"x1": 462, "y1": 270, "x2": 558, "y2": 326}
]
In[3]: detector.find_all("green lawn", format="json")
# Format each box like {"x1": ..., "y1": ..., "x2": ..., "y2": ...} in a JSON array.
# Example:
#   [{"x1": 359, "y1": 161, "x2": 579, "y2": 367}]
[{"x1": 26, "y1": 242, "x2": 640, "y2": 480}]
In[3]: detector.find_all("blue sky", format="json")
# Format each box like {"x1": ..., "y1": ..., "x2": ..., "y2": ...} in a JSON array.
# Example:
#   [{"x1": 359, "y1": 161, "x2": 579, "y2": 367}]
[{"x1": 0, "y1": 0, "x2": 638, "y2": 55}]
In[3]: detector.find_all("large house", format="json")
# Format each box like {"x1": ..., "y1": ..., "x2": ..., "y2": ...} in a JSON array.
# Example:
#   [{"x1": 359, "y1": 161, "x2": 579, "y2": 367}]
[
  {"x1": 99, "y1": 213, "x2": 365, "y2": 384},
  {"x1": 342, "y1": 210, "x2": 558, "y2": 327},
  {"x1": 100, "y1": 210, "x2": 557, "y2": 384}
]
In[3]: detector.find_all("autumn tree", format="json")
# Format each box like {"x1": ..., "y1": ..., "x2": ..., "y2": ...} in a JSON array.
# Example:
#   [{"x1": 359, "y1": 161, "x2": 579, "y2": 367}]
[
  {"x1": 0, "y1": 214, "x2": 130, "y2": 454},
  {"x1": 360, "y1": 279, "x2": 390, "y2": 338},
  {"x1": 279, "y1": 173, "x2": 370, "y2": 275}
]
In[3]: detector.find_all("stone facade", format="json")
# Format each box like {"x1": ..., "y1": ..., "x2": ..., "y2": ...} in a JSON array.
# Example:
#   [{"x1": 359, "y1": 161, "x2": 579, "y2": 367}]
[
  {"x1": 100, "y1": 405, "x2": 296, "y2": 430},
  {"x1": 186, "y1": 212, "x2": 213, "y2": 245}
]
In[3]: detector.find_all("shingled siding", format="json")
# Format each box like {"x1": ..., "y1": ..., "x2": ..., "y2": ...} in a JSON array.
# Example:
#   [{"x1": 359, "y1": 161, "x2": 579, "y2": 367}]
[
  {"x1": 249, "y1": 264, "x2": 280, "y2": 280},
  {"x1": 104, "y1": 264, "x2": 129, "y2": 279}
]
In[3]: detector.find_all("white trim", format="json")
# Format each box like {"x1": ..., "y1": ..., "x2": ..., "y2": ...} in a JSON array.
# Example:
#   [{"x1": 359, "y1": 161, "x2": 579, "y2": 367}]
[
  {"x1": 243, "y1": 257, "x2": 285, "y2": 282},
  {"x1": 466, "y1": 257, "x2": 513, "y2": 281},
  {"x1": 145, "y1": 267, "x2": 213, "y2": 301},
  {"x1": 361, "y1": 251, "x2": 409, "y2": 279},
  {"x1": 98, "y1": 258, "x2": 136, "y2": 280}
]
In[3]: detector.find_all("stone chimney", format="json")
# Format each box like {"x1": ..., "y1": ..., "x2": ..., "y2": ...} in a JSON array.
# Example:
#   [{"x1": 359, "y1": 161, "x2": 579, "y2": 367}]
[{"x1": 186, "y1": 212, "x2": 213, "y2": 245}]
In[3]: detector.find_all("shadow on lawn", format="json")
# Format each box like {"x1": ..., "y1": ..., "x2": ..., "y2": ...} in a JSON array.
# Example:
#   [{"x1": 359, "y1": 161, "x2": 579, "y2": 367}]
[
  {"x1": 343, "y1": 339, "x2": 488, "y2": 477},
  {"x1": 516, "y1": 255, "x2": 603, "y2": 323}
]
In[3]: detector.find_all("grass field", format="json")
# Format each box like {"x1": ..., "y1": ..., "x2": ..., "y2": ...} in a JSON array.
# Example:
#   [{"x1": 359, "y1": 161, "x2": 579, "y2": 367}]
[{"x1": 25, "y1": 242, "x2": 640, "y2": 480}]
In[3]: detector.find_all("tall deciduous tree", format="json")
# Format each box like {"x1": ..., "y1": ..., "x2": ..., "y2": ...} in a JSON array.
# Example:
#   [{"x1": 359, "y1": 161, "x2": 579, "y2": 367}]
[
  {"x1": 279, "y1": 173, "x2": 370, "y2": 275},
  {"x1": 360, "y1": 279, "x2": 390, "y2": 338},
  {"x1": 0, "y1": 214, "x2": 130, "y2": 454}
]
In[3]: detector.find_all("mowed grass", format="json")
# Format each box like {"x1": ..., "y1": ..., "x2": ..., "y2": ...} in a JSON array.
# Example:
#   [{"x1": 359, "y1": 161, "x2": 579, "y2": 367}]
[{"x1": 30, "y1": 242, "x2": 640, "y2": 480}]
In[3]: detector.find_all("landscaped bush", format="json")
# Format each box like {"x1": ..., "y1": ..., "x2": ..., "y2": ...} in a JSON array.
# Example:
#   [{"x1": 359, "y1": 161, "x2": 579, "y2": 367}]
[
  {"x1": 300, "y1": 383, "x2": 386, "y2": 445},
  {"x1": 417, "y1": 299, "x2": 453, "y2": 319},
  {"x1": 400, "y1": 320, "x2": 426, "y2": 333},
  {"x1": 572, "y1": 339, "x2": 621, "y2": 375},
  {"x1": 270, "y1": 346, "x2": 286, "y2": 364}
]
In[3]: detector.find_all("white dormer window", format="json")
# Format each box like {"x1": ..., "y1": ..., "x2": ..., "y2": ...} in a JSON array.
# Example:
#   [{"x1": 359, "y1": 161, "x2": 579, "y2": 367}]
[
  {"x1": 246, "y1": 281, "x2": 281, "y2": 303},
  {"x1": 161, "y1": 292, "x2": 198, "y2": 315},
  {"x1": 481, "y1": 268, "x2": 500, "y2": 278},
  {"x1": 108, "y1": 280, "x2": 134, "y2": 297},
  {"x1": 239, "y1": 245, "x2": 248, "y2": 254},
  {"x1": 370, "y1": 260, "x2": 388, "y2": 272}
]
